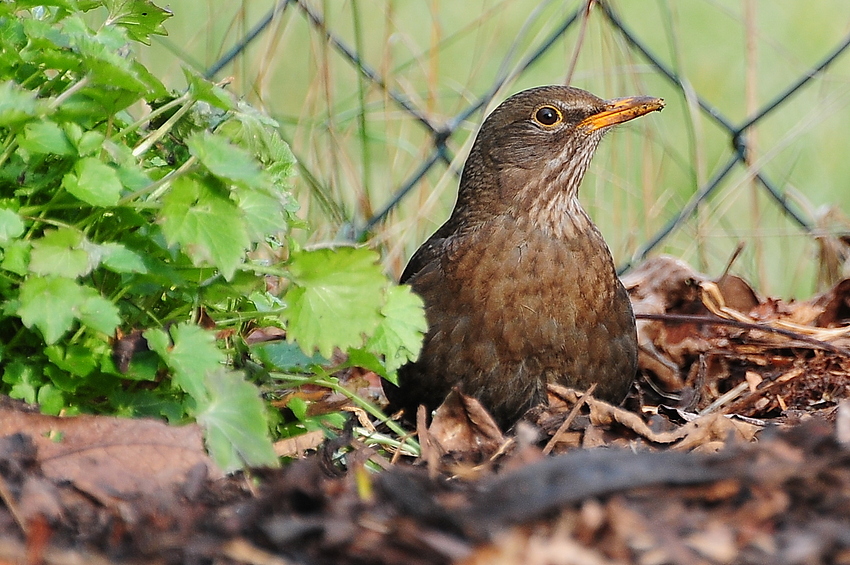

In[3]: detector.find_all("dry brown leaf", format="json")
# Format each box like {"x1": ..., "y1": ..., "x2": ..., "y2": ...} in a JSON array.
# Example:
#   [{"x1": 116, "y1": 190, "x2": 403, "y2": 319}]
[
  {"x1": 428, "y1": 389, "x2": 505, "y2": 458},
  {"x1": 273, "y1": 430, "x2": 326, "y2": 458},
  {"x1": 0, "y1": 403, "x2": 221, "y2": 503},
  {"x1": 584, "y1": 398, "x2": 760, "y2": 449}
]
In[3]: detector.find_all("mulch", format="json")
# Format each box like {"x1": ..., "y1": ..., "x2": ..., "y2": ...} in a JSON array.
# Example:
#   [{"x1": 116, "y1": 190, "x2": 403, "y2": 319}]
[{"x1": 2, "y1": 256, "x2": 850, "y2": 565}]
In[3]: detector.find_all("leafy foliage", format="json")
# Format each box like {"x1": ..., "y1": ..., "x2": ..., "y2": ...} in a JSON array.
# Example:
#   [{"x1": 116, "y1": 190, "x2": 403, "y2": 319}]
[{"x1": 0, "y1": 1, "x2": 425, "y2": 469}]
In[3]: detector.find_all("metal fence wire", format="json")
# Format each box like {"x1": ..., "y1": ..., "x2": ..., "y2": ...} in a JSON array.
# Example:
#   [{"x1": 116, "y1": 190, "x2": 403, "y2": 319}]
[{"x1": 198, "y1": 0, "x2": 850, "y2": 294}]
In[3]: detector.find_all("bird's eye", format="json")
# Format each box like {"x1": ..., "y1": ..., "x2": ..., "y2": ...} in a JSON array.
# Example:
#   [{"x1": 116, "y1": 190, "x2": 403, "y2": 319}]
[{"x1": 533, "y1": 105, "x2": 562, "y2": 127}]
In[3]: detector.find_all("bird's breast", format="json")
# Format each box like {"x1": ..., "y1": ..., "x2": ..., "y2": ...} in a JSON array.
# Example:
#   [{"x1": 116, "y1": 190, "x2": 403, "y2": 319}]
[{"x1": 432, "y1": 214, "x2": 627, "y2": 361}]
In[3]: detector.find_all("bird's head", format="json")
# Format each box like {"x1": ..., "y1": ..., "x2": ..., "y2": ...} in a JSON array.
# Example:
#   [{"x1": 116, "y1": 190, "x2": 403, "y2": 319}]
[{"x1": 455, "y1": 85, "x2": 663, "y2": 233}]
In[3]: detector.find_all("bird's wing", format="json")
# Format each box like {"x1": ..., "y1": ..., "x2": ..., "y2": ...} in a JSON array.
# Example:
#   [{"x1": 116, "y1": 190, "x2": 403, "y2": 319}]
[
  {"x1": 400, "y1": 235, "x2": 445, "y2": 284},
  {"x1": 399, "y1": 220, "x2": 459, "y2": 284}
]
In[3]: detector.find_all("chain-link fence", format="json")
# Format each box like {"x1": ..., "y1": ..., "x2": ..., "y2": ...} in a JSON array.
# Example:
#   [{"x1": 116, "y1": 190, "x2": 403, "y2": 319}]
[{"x1": 148, "y1": 0, "x2": 850, "y2": 297}]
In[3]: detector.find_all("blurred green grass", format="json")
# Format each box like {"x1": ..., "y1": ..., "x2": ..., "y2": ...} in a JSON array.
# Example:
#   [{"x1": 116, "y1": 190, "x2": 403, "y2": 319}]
[{"x1": 138, "y1": 0, "x2": 850, "y2": 299}]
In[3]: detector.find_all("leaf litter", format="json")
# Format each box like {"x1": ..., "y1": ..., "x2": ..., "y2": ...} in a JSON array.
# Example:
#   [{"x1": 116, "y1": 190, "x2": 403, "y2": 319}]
[{"x1": 2, "y1": 257, "x2": 850, "y2": 564}]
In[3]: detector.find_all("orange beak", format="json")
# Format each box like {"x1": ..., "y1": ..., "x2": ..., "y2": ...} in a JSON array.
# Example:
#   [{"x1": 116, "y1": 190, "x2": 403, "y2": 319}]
[{"x1": 578, "y1": 96, "x2": 665, "y2": 132}]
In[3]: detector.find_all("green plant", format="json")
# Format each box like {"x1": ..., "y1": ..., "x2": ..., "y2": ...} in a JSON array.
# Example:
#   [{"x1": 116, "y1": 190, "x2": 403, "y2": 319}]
[{"x1": 0, "y1": 1, "x2": 425, "y2": 471}]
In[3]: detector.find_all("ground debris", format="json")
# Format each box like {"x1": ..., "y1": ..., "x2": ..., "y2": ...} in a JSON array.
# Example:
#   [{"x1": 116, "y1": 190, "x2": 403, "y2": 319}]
[
  {"x1": 0, "y1": 399, "x2": 848, "y2": 564},
  {"x1": 3, "y1": 258, "x2": 850, "y2": 563},
  {"x1": 623, "y1": 255, "x2": 850, "y2": 419}
]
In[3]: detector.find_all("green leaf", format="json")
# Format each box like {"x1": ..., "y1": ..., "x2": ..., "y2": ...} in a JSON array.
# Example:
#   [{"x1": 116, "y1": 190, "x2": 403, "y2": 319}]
[
  {"x1": 103, "y1": 0, "x2": 172, "y2": 45},
  {"x1": 37, "y1": 384, "x2": 65, "y2": 415},
  {"x1": 109, "y1": 389, "x2": 183, "y2": 419},
  {"x1": 284, "y1": 248, "x2": 387, "y2": 358},
  {"x1": 1, "y1": 240, "x2": 30, "y2": 275},
  {"x1": 186, "y1": 131, "x2": 268, "y2": 189},
  {"x1": 29, "y1": 227, "x2": 92, "y2": 278},
  {"x1": 45, "y1": 344, "x2": 98, "y2": 378},
  {"x1": 76, "y1": 131, "x2": 106, "y2": 157},
  {"x1": 17, "y1": 276, "x2": 84, "y2": 344},
  {"x1": 346, "y1": 348, "x2": 387, "y2": 377},
  {"x1": 63, "y1": 18, "x2": 147, "y2": 95},
  {"x1": 0, "y1": 81, "x2": 39, "y2": 126},
  {"x1": 63, "y1": 157, "x2": 123, "y2": 207},
  {"x1": 15, "y1": 275, "x2": 118, "y2": 343},
  {"x1": 252, "y1": 340, "x2": 328, "y2": 372},
  {"x1": 237, "y1": 190, "x2": 289, "y2": 242},
  {"x1": 43, "y1": 363, "x2": 81, "y2": 393},
  {"x1": 18, "y1": 120, "x2": 76, "y2": 155},
  {"x1": 183, "y1": 67, "x2": 233, "y2": 111},
  {"x1": 287, "y1": 396, "x2": 308, "y2": 421},
  {"x1": 196, "y1": 368, "x2": 278, "y2": 472},
  {"x1": 367, "y1": 284, "x2": 427, "y2": 374},
  {"x1": 160, "y1": 177, "x2": 250, "y2": 280},
  {"x1": 98, "y1": 242, "x2": 147, "y2": 273},
  {"x1": 3, "y1": 360, "x2": 41, "y2": 405},
  {"x1": 76, "y1": 291, "x2": 120, "y2": 335},
  {"x1": 146, "y1": 323, "x2": 225, "y2": 401},
  {"x1": 0, "y1": 209, "x2": 25, "y2": 246},
  {"x1": 143, "y1": 327, "x2": 170, "y2": 357},
  {"x1": 218, "y1": 103, "x2": 297, "y2": 185}
]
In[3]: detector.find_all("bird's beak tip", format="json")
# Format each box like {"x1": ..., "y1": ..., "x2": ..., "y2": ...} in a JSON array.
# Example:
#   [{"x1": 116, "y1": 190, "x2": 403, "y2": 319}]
[{"x1": 580, "y1": 95, "x2": 665, "y2": 132}]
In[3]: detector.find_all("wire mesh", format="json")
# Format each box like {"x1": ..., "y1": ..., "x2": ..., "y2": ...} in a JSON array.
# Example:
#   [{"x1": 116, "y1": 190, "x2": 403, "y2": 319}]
[{"x1": 180, "y1": 0, "x2": 850, "y2": 297}]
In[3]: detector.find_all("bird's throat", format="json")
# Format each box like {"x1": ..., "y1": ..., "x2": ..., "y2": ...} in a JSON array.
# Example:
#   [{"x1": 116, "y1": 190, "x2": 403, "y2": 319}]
[
  {"x1": 523, "y1": 143, "x2": 598, "y2": 240},
  {"x1": 524, "y1": 190, "x2": 594, "y2": 240}
]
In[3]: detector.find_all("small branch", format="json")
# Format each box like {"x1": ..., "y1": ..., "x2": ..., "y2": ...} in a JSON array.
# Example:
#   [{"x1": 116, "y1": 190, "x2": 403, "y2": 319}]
[
  {"x1": 113, "y1": 92, "x2": 191, "y2": 142},
  {"x1": 131, "y1": 97, "x2": 196, "y2": 158},
  {"x1": 118, "y1": 155, "x2": 198, "y2": 204},
  {"x1": 48, "y1": 76, "x2": 91, "y2": 111},
  {"x1": 543, "y1": 383, "x2": 596, "y2": 455},
  {"x1": 636, "y1": 313, "x2": 850, "y2": 355}
]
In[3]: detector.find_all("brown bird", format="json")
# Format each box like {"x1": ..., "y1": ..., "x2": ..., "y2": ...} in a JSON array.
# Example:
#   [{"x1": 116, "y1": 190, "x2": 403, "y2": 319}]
[{"x1": 385, "y1": 85, "x2": 664, "y2": 429}]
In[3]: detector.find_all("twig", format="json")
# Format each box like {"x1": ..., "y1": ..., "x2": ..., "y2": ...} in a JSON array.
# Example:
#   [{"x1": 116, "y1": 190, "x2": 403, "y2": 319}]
[
  {"x1": 543, "y1": 383, "x2": 597, "y2": 455},
  {"x1": 699, "y1": 381, "x2": 749, "y2": 416},
  {"x1": 635, "y1": 312, "x2": 850, "y2": 356},
  {"x1": 0, "y1": 472, "x2": 27, "y2": 535}
]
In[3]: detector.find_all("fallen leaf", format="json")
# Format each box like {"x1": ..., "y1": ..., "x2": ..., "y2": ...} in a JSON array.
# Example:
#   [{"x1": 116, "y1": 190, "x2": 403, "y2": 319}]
[
  {"x1": 428, "y1": 389, "x2": 505, "y2": 459},
  {"x1": 0, "y1": 400, "x2": 221, "y2": 503}
]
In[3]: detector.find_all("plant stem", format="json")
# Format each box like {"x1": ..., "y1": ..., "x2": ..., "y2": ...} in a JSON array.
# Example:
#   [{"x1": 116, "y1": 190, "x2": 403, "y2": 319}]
[
  {"x1": 272, "y1": 372, "x2": 420, "y2": 456},
  {"x1": 113, "y1": 91, "x2": 192, "y2": 143},
  {"x1": 131, "y1": 95, "x2": 196, "y2": 158},
  {"x1": 118, "y1": 155, "x2": 198, "y2": 204},
  {"x1": 48, "y1": 76, "x2": 90, "y2": 111}
]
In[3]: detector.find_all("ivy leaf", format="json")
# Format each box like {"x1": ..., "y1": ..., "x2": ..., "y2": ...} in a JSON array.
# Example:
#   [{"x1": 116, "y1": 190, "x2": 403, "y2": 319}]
[
  {"x1": 218, "y1": 103, "x2": 297, "y2": 185},
  {"x1": 2, "y1": 360, "x2": 42, "y2": 405},
  {"x1": 45, "y1": 344, "x2": 98, "y2": 378},
  {"x1": 18, "y1": 120, "x2": 75, "y2": 155},
  {"x1": 146, "y1": 323, "x2": 225, "y2": 402},
  {"x1": 17, "y1": 276, "x2": 84, "y2": 344},
  {"x1": 63, "y1": 157, "x2": 123, "y2": 207},
  {"x1": 29, "y1": 227, "x2": 92, "y2": 278},
  {"x1": 76, "y1": 291, "x2": 120, "y2": 335},
  {"x1": 0, "y1": 208, "x2": 24, "y2": 245},
  {"x1": 103, "y1": 0, "x2": 171, "y2": 45},
  {"x1": 196, "y1": 368, "x2": 278, "y2": 472},
  {"x1": 183, "y1": 67, "x2": 233, "y2": 111},
  {"x1": 0, "y1": 81, "x2": 39, "y2": 126},
  {"x1": 366, "y1": 284, "x2": 427, "y2": 375},
  {"x1": 187, "y1": 131, "x2": 268, "y2": 190},
  {"x1": 1, "y1": 240, "x2": 30, "y2": 275},
  {"x1": 236, "y1": 190, "x2": 289, "y2": 242},
  {"x1": 97, "y1": 242, "x2": 148, "y2": 273},
  {"x1": 252, "y1": 340, "x2": 328, "y2": 372},
  {"x1": 284, "y1": 248, "x2": 387, "y2": 358},
  {"x1": 160, "y1": 176, "x2": 250, "y2": 280}
]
